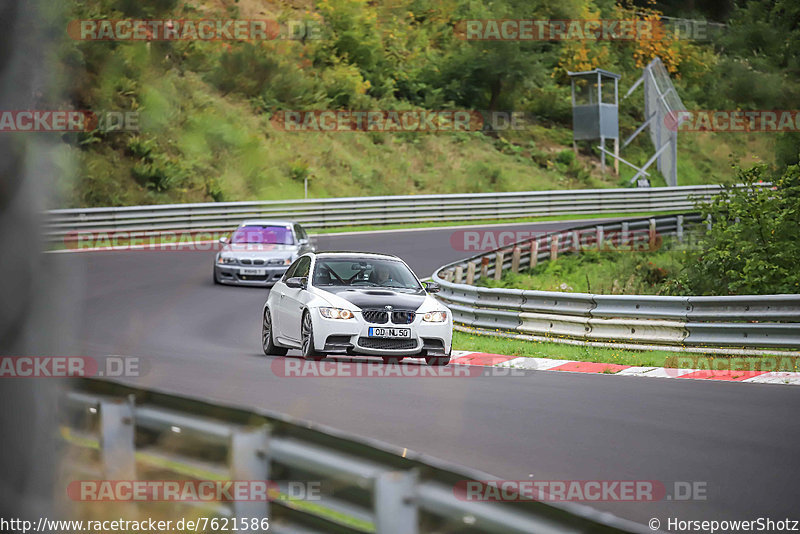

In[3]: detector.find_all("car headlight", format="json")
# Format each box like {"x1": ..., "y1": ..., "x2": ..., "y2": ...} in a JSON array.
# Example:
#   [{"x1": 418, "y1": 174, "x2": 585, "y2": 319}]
[
  {"x1": 319, "y1": 307, "x2": 354, "y2": 320},
  {"x1": 218, "y1": 256, "x2": 238, "y2": 264},
  {"x1": 422, "y1": 311, "x2": 448, "y2": 322}
]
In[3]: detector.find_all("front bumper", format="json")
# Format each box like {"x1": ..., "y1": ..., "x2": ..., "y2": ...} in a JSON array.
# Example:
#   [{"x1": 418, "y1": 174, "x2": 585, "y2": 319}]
[
  {"x1": 311, "y1": 309, "x2": 452, "y2": 357},
  {"x1": 215, "y1": 264, "x2": 288, "y2": 286}
]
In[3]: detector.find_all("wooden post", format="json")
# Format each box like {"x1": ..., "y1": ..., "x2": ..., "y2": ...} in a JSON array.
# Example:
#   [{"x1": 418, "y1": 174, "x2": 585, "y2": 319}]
[
  {"x1": 454, "y1": 265, "x2": 463, "y2": 284},
  {"x1": 648, "y1": 218, "x2": 657, "y2": 251},
  {"x1": 530, "y1": 240, "x2": 539, "y2": 268},
  {"x1": 596, "y1": 226, "x2": 604, "y2": 252},
  {"x1": 600, "y1": 136, "x2": 606, "y2": 173},
  {"x1": 494, "y1": 251, "x2": 504, "y2": 281},
  {"x1": 613, "y1": 138, "x2": 619, "y2": 175},
  {"x1": 465, "y1": 262, "x2": 476, "y2": 285},
  {"x1": 550, "y1": 234, "x2": 559, "y2": 262},
  {"x1": 511, "y1": 247, "x2": 521, "y2": 274},
  {"x1": 480, "y1": 256, "x2": 489, "y2": 279},
  {"x1": 621, "y1": 222, "x2": 629, "y2": 250}
]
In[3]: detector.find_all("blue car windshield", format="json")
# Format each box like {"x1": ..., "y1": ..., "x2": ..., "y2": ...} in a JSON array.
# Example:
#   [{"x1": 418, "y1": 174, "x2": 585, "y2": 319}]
[{"x1": 231, "y1": 226, "x2": 294, "y2": 245}]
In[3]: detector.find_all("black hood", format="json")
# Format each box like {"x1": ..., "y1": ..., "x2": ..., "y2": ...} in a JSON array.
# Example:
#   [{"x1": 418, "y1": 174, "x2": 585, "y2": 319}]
[{"x1": 323, "y1": 287, "x2": 427, "y2": 310}]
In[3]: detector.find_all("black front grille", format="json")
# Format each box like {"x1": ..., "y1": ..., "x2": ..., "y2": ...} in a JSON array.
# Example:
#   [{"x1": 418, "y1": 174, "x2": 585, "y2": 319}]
[
  {"x1": 422, "y1": 338, "x2": 445, "y2": 350},
  {"x1": 362, "y1": 310, "x2": 389, "y2": 324},
  {"x1": 240, "y1": 259, "x2": 252, "y2": 265},
  {"x1": 237, "y1": 274, "x2": 268, "y2": 281},
  {"x1": 392, "y1": 311, "x2": 415, "y2": 324},
  {"x1": 358, "y1": 337, "x2": 418, "y2": 350},
  {"x1": 324, "y1": 335, "x2": 353, "y2": 351},
  {"x1": 252, "y1": 259, "x2": 265, "y2": 266}
]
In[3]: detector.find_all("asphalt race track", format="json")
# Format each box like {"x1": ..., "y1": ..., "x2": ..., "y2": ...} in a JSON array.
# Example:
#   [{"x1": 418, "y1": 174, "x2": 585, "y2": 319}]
[{"x1": 53, "y1": 220, "x2": 800, "y2": 529}]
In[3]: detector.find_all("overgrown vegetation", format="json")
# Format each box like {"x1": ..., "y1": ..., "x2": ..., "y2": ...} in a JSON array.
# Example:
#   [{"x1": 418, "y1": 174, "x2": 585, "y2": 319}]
[
  {"x1": 481, "y1": 245, "x2": 687, "y2": 295},
  {"x1": 484, "y1": 164, "x2": 800, "y2": 296},
  {"x1": 57, "y1": 0, "x2": 797, "y2": 207},
  {"x1": 670, "y1": 164, "x2": 800, "y2": 295}
]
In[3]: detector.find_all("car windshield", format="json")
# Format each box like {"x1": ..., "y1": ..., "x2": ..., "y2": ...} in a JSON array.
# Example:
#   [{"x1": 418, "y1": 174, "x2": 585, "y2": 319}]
[
  {"x1": 230, "y1": 225, "x2": 294, "y2": 245},
  {"x1": 313, "y1": 258, "x2": 421, "y2": 290}
]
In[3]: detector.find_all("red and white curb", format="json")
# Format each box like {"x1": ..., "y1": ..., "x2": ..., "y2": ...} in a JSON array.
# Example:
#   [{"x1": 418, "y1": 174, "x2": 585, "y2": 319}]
[{"x1": 449, "y1": 351, "x2": 800, "y2": 385}]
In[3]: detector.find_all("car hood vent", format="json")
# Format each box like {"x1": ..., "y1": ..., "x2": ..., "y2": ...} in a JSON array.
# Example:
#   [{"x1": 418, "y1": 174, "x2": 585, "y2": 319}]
[{"x1": 324, "y1": 287, "x2": 426, "y2": 310}]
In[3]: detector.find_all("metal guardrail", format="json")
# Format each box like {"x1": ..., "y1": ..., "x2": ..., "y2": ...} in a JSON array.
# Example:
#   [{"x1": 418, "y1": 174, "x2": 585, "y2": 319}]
[
  {"x1": 45, "y1": 185, "x2": 726, "y2": 241},
  {"x1": 62, "y1": 378, "x2": 648, "y2": 534},
  {"x1": 432, "y1": 214, "x2": 800, "y2": 350}
]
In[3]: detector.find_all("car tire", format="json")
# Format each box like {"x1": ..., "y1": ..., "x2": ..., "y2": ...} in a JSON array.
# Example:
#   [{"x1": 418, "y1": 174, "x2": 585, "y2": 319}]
[
  {"x1": 301, "y1": 311, "x2": 325, "y2": 361},
  {"x1": 382, "y1": 356, "x2": 404, "y2": 364},
  {"x1": 213, "y1": 268, "x2": 221, "y2": 285},
  {"x1": 262, "y1": 309, "x2": 288, "y2": 356}
]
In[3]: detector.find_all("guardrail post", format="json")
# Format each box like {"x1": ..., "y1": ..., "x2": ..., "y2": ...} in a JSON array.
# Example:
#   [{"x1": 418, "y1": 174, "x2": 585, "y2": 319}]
[
  {"x1": 530, "y1": 240, "x2": 538, "y2": 268},
  {"x1": 550, "y1": 234, "x2": 559, "y2": 261},
  {"x1": 571, "y1": 230, "x2": 580, "y2": 253},
  {"x1": 676, "y1": 215, "x2": 684, "y2": 243},
  {"x1": 648, "y1": 218, "x2": 656, "y2": 250},
  {"x1": 454, "y1": 265, "x2": 464, "y2": 284},
  {"x1": 621, "y1": 222, "x2": 629, "y2": 250},
  {"x1": 99, "y1": 396, "x2": 136, "y2": 480},
  {"x1": 480, "y1": 257, "x2": 489, "y2": 279},
  {"x1": 493, "y1": 251, "x2": 504, "y2": 281},
  {"x1": 596, "y1": 226, "x2": 604, "y2": 252},
  {"x1": 706, "y1": 214, "x2": 712, "y2": 231},
  {"x1": 465, "y1": 262, "x2": 476, "y2": 285},
  {"x1": 511, "y1": 247, "x2": 521, "y2": 274},
  {"x1": 375, "y1": 470, "x2": 418, "y2": 534},
  {"x1": 443, "y1": 270, "x2": 454, "y2": 282},
  {"x1": 230, "y1": 427, "x2": 270, "y2": 526}
]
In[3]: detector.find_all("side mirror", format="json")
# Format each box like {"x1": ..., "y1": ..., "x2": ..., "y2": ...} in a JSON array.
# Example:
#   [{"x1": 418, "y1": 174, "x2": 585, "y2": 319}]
[
  {"x1": 298, "y1": 238, "x2": 309, "y2": 245},
  {"x1": 424, "y1": 281, "x2": 441, "y2": 293},
  {"x1": 219, "y1": 236, "x2": 229, "y2": 244},
  {"x1": 285, "y1": 277, "x2": 307, "y2": 289}
]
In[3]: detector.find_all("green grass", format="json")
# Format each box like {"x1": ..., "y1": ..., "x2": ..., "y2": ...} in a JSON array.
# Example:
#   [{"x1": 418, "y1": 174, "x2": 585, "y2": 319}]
[
  {"x1": 479, "y1": 240, "x2": 690, "y2": 295},
  {"x1": 452, "y1": 330, "x2": 800, "y2": 372},
  {"x1": 62, "y1": 0, "x2": 777, "y2": 209},
  {"x1": 66, "y1": 65, "x2": 627, "y2": 208}
]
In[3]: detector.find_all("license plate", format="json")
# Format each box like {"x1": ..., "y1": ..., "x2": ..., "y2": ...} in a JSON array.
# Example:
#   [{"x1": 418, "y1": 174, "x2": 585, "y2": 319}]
[
  {"x1": 240, "y1": 268, "x2": 266, "y2": 275},
  {"x1": 368, "y1": 327, "x2": 411, "y2": 338}
]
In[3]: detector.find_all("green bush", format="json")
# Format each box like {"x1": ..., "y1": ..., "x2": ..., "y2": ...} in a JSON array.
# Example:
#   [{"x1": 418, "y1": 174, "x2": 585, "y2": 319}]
[{"x1": 667, "y1": 164, "x2": 800, "y2": 295}]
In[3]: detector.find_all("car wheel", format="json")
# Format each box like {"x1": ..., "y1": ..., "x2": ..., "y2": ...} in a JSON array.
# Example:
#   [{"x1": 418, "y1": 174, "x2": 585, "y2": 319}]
[
  {"x1": 262, "y1": 309, "x2": 288, "y2": 356},
  {"x1": 382, "y1": 356, "x2": 404, "y2": 364},
  {"x1": 301, "y1": 311, "x2": 325, "y2": 361}
]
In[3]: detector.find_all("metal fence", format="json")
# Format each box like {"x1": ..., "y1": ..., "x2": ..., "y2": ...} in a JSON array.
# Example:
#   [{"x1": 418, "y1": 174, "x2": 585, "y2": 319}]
[
  {"x1": 45, "y1": 185, "x2": 726, "y2": 242},
  {"x1": 62, "y1": 378, "x2": 648, "y2": 534},
  {"x1": 432, "y1": 214, "x2": 800, "y2": 350}
]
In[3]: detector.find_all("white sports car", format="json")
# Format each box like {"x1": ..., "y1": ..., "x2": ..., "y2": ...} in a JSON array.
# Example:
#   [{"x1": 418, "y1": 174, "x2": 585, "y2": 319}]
[{"x1": 262, "y1": 252, "x2": 453, "y2": 365}]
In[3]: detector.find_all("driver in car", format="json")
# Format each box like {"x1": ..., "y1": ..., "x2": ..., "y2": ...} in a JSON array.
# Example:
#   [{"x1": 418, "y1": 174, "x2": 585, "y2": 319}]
[{"x1": 371, "y1": 264, "x2": 394, "y2": 286}]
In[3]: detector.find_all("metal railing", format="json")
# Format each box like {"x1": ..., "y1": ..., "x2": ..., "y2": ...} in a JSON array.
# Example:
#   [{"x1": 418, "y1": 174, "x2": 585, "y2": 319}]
[
  {"x1": 45, "y1": 185, "x2": 726, "y2": 241},
  {"x1": 62, "y1": 378, "x2": 648, "y2": 534},
  {"x1": 432, "y1": 214, "x2": 800, "y2": 350}
]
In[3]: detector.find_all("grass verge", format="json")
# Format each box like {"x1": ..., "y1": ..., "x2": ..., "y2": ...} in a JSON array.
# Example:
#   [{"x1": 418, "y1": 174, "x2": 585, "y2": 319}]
[{"x1": 452, "y1": 330, "x2": 800, "y2": 372}]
